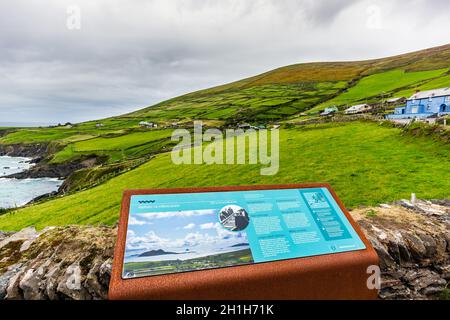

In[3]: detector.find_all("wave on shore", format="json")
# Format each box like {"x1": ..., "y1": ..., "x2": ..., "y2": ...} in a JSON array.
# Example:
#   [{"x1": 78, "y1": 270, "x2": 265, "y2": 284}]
[{"x1": 0, "y1": 156, "x2": 62, "y2": 209}]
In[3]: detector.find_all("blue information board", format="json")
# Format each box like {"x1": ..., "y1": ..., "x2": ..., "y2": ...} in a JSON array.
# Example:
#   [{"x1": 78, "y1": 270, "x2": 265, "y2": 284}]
[{"x1": 122, "y1": 187, "x2": 365, "y2": 279}]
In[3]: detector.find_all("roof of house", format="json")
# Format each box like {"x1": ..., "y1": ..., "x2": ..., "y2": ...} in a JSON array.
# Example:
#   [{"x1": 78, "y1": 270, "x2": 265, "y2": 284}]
[
  {"x1": 345, "y1": 104, "x2": 369, "y2": 111},
  {"x1": 409, "y1": 87, "x2": 450, "y2": 100},
  {"x1": 387, "y1": 97, "x2": 405, "y2": 103}
]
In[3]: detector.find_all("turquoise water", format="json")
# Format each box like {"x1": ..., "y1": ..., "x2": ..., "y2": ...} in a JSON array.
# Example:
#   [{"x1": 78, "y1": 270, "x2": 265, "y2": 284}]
[{"x1": 0, "y1": 156, "x2": 62, "y2": 209}]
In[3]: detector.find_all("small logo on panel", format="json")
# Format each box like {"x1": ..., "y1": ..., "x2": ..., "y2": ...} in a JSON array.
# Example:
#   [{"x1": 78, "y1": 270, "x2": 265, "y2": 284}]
[
  {"x1": 219, "y1": 205, "x2": 250, "y2": 232},
  {"x1": 138, "y1": 200, "x2": 156, "y2": 204}
]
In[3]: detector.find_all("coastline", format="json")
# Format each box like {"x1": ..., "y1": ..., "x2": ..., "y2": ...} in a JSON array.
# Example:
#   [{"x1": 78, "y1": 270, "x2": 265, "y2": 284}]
[
  {"x1": 0, "y1": 142, "x2": 49, "y2": 159},
  {"x1": 0, "y1": 142, "x2": 95, "y2": 180},
  {"x1": 0, "y1": 155, "x2": 64, "y2": 209}
]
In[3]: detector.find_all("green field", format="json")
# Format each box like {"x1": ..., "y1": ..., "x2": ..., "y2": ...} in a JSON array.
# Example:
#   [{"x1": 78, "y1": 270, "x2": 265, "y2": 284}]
[
  {"x1": 395, "y1": 73, "x2": 450, "y2": 99},
  {"x1": 0, "y1": 122, "x2": 448, "y2": 231},
  {"x1": 0, "y1": 122, "x2": 130, "y2": 144},
  {"x1": 129, "y1": 82, "x2": 348, "y2": 123},
  {"x1": 51, "y1": 129, "x2": 174, "y2": 163},
  {"x1": 314, "y1": 68, "x2": 449, "y2": 111}
]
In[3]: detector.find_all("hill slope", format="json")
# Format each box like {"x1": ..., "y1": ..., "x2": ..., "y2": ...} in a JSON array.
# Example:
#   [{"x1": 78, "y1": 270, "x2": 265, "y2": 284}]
[
  {"x1": 3, "y1": 44, "x2": 449, "y2": 155},
  {"x1": 2, "y1": 44, "x2": 450, "y2": 150},
  {"x1": 128, "y1": 44, "x2": 450, "y2": 122}
]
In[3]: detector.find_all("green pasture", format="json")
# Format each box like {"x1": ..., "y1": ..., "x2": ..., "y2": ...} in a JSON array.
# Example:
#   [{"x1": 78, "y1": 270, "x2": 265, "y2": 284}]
[
  {"x1": 51, "y1": 129, "x2": 174, "y2": 163},
  {"x1": 311, "y1": 68, "x2": 449, "y2": 112},
  {"x1": 1, "y1": 122, "x2": 448, "y2": 231}
]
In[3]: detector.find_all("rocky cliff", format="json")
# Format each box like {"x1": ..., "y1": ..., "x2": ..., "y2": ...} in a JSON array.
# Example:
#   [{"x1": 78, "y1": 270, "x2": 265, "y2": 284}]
[
  {"x1": 0, "y1": 143, "x2": 50, "y2": 159},
  {"x1": 0, "y1": 142, "x2": 104, "y2": 181},
  {"x1": 0, "y1": 199, "x2": 448, "y2": 300}
]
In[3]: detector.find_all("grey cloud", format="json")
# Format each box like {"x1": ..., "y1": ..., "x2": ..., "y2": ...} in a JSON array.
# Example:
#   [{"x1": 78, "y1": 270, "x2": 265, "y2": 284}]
[{"x1": 0, "y1": 0, "x2": 449, "y2": 123}]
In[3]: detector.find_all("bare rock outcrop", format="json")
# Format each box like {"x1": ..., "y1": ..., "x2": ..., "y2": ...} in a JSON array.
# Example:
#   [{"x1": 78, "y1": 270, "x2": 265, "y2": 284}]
[
  {"x1": 0, "y1": 225, "x2": 115, "y2": 300},
  {"x1": 0, "y1": 199, "x2": 448, "y2": 300}
]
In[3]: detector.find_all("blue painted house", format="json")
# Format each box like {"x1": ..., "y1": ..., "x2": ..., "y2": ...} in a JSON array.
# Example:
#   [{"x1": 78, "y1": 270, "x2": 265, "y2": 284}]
[{"x1": 386, "y1": 87, "x2": 450, "y2": 120}]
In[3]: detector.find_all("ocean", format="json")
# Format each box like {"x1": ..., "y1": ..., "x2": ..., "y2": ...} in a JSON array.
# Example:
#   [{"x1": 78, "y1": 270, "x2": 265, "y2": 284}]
[
  {"x1": 0, "y1": 122, "x2": 56, "y2": 128},
  {"x1": 0, "y1": 156, "x2": 62, "y2": 209}
]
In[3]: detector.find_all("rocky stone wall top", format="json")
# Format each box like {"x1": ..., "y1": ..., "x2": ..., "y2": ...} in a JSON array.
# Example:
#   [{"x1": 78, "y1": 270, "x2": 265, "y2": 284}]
[
  {"x1": 352, "y1": 199, "x2": 449, "y2": 300},
  {"x1": 0, "y1": 225, "x2": 115, "y2": 300}
]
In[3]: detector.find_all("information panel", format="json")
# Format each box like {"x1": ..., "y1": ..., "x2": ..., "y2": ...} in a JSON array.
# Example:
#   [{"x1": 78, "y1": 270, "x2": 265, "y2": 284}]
[{"x1": 122, "y1": 187, "x2": 365, "y2": 279}]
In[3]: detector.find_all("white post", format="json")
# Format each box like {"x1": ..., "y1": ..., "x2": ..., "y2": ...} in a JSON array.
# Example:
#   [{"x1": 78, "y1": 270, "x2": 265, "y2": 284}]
[{"x1": 411, "y1": 193, "x2": 416, "y2": 206}]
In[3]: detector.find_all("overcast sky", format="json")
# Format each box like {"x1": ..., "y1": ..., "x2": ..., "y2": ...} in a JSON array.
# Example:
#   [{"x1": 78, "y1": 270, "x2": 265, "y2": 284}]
[{"x1": 0, "y1": 0, "x2": 449, "y2": 124}]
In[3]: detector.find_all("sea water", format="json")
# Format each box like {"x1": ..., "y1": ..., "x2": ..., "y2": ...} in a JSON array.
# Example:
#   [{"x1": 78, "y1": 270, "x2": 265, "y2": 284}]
[
  {"x1": 0, "y1": 156, "x2": 34, "y2": 176},
  {"x1": 0, "y1": 156, "x2": 62, "y2": 209}
]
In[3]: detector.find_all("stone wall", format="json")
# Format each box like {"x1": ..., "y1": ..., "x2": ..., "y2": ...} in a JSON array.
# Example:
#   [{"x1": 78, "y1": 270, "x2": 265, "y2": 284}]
[
  {"x1": 0, "y1": 226, "x2": 115, "y2": 300},
  {"x1": 352, "y1": 199, "x2": 449, "y2": 299},
  {"x1": 0, "y1": 199, "x2": 448, "y2": 300}
]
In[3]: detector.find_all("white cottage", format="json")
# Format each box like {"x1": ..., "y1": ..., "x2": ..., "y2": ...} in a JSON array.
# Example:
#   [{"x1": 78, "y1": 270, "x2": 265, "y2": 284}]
[{"x1": 344, "y1": 104, "x2": 372, "y2": 115}]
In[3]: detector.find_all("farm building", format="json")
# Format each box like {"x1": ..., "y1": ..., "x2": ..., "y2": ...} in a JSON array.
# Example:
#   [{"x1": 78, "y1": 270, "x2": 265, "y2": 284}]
[
  {"x1": 250, "y1": 125, "x2": 266, "y2": 130},
  {"x1": 386, "y1": 88, "x2": 450, "y2": 120},
  {"x1": 344, "y1": 104, "x2": 372, "y2": 115},
  {"x1": 139, "y1": 121, "x2": 157, "y2": 128},
  {"x1": 320, "y1": 106, "x2": 338, "y2": 116},
  {"x1": 272, "y1": 124, "x2": 281, "y2": 130}
]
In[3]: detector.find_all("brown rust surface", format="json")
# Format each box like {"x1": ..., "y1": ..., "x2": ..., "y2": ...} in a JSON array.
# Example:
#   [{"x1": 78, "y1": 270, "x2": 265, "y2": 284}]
[{"x1": 109, "y1": 184, "x2": 379, "y2": 300}]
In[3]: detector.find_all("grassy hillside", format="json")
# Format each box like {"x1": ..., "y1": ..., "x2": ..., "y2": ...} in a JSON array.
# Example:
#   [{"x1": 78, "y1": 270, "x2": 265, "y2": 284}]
[
  {"x1": 0, "y1": 122, "x2": 448, "y2": 231},
  {"x1": 127, "y1": 81, "x2": 348, "y2": 123},
  {"x1": 2, "y1": 44, "x2": 450, "y2": 157},
  {"x1": 312, "y1": 68, "x2": 449, "y2": 112},
  {"x1": 129, "y1": 44, "x2": 450, "y2": 121}
]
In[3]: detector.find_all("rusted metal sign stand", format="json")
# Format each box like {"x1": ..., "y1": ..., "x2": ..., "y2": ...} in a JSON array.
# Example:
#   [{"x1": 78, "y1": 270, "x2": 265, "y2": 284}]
[{"x1": 109, "y1": 184, "x2": 379, "y2": 300}]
